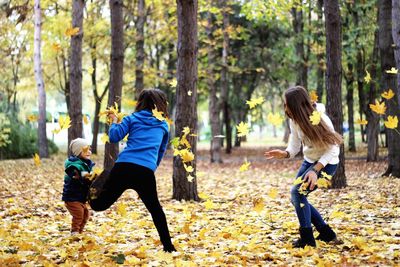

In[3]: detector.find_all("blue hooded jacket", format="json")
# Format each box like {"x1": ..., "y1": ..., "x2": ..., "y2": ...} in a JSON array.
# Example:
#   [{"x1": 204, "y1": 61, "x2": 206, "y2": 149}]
[{"x1": 109, "y1": 109, "x2": 169, "y2": 171}]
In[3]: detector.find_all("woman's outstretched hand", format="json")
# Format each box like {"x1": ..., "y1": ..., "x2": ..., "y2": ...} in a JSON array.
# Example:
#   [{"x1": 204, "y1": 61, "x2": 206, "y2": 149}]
[{"x1": 264, "y1": 149, "x2": 288, "y2": 159}]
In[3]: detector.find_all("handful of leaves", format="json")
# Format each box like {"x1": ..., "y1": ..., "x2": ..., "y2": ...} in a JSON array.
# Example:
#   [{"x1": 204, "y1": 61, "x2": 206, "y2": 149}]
[{"x1": 98, "y1": 102, "x2": 126, "y2": 125}]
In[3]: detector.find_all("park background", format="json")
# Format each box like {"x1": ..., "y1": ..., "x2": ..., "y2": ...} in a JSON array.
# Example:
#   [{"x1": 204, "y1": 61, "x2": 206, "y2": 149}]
[{"x1": 1, "y1": 0, "x2": 400, "y2": 266}]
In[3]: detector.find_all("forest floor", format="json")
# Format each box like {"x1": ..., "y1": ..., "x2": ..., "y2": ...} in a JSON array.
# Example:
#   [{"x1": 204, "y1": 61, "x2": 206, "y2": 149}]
[{"x1": 0, "y1": 147, "x2": 399, "y2": 266}]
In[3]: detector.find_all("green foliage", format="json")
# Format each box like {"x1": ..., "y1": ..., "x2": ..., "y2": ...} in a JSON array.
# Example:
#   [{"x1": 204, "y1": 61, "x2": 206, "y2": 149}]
[{"x1": 0, "y1": 114, "x2": 58, "y2": 160}]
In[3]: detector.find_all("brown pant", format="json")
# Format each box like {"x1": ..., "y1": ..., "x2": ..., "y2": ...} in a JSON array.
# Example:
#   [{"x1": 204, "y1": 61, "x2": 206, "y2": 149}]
[{"x1": 65, "y1": 201, "x2": 90, "y2": 233}]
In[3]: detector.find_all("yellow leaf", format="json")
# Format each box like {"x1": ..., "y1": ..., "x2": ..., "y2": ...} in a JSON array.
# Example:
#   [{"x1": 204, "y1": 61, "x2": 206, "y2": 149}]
[
  {"x1": 369, "y1": 100, "x2": 386, "y2": 115},
  {"x1": 236, "y1": 121, "x2": 250, "y2": 137},
  {"x1": 152, "y1": 106, "x2": 165, "y2": 121},
  {"x1": 204, "y1": 199, "x2": 214, "y2": 210},
  {"x1": 166, "y1": 117, "x2": 173, "y2": 126},
  {"x1": 309, "y1": 90, "x2": 318, "y2": 102},
  {"x1": 293, "y1": 177, "x2": 303, "y2": 185},
  {"x1": 320, "y1": 171, "x2": 333, "y2": 180},
  {"x1": 83, "y1": 115, "x2": 90, "y2": 125},
  {"x1": 124, "y1": 99, "x2": 137, "y2": 107},
  {"x1": 51, "y1": 43, "x2": 62, "y2": 52},
  {"x1": 267, "y1": 188, "x2": 278, "y2": 199},
  {"x1": 330, "y1": 210, "x2": 345, "y2": 219},
  {"x1": 385, "y1": 67, "x2": 398, "y2": 74},
  {"x1": 381, "y1": 89, "x2": 395, "y2": 100},
  {"x1": 198, "y1": 228, "x2": 207, "y2": 239},
  {"x1": 116, "y1": 203, "x2": 127, "y2": 217},
  {"x1": 169, "y1": 79, "x2": 177, "y2": 87},
  {"x1": 180, "y1": 149, "x2": 195, "y2": 163},
  {"x1": 364, "y1": 70, "x2": 371, "y2": 83},
  {"x1": 309, "y1": 111, "x2": 322, "y2": 125},
  {"x1": 246, "y1": 97, "x2": 264, "y2": 109},
  {"x1": 99, "y1": 102, "x2": 126, "y2": 125},
  {"x1": 198, "y1": 192, "x2": 210, "y2": 199},
  {"x1": 27, "y1": 114, "x2": 38, "y2": 122},
  {"x1": 184, "y1": 163, "x2": 194, "y2": 173},
  {"x1": 351, "y1": 237, "x2": 368, "y2": 250},
  {"x1": 187, "y1": 174, "x2": 194, "y2": 182},
  {"x1": 267, "y1": 112, "x2": 284, "y2": 126},
  {"x1": 123, "y1": 134, "x2": 129, "y2": 142},
  {"x1": 182, "y1": 126, "x2": 190, "y2": 135},
  {"x1": 300, "y1": 203, "x2": 305, "y2": 208},
  {"x1": 187, "y1": 90, "x2": 192, "y2": 96},
  {"x1": 355, "y1": 118, "x2": 368, "y2": 125},
  {"x1": 65, "y1": 27, "x2": 80, "y2": 37},
  {"x1": 101, "y1": 133, "x2": 109, "y2": 144},
  {"x1": 87, "y1": 66, "x2": 94, "y2": 75},
  {"x1": 239, "y1": 159, "x2": 251, "y2": 172},
  {"x1": 33, "y1": 153, "x2": 41, "y2": 167},
  {"x1": 317, "y1": 178, "x2": 330, "y2": 188},
  {"x1": 384, "y1": 115, "x2": 398, "y2": 129},
  {"x1": 253, "y1": 197, "x2": 265, "y2": 213}
]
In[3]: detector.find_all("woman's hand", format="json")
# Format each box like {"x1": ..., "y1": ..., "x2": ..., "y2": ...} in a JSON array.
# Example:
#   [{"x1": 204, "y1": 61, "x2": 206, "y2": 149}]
[
  {"x1": 107, "y1": 112, "x2": 118, "y2": 124},
  {"x1": 303, "y1": 170, "x2": 318, "y2": 190},
  {"x1": 264, "y1": 149, "x2": 288, "y2": 159}
]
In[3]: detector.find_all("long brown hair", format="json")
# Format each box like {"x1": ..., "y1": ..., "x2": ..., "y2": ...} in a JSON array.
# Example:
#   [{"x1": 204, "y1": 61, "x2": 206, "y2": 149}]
[
  {"x1": 284, "y1": 86, "x2": 343, "y2": 148},
  {"x1": 135, "y1": 89, "x2": 169, "y2": 117}
]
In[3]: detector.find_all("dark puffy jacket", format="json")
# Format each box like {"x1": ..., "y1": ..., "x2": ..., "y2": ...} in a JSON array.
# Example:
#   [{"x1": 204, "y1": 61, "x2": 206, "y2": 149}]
[{"x1": 62, "y1": 156, "x2": 95, "y2": 202}]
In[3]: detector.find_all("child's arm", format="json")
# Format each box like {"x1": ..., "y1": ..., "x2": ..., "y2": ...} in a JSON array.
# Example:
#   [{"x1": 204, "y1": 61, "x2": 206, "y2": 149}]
[
  {"x1": 109, "y1": 116, "x2": 131, "y2": 143},
  {"x1": 65, "y1": 166, "x2": 80, "y2": 179},
  {"x1": 157, "y1": 130, "x2": 169, "y2": 166}
]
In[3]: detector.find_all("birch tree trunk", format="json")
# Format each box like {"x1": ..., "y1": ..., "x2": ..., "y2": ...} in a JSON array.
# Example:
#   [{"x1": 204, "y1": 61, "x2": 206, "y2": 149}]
[{"x1": 34, "y1": 0, "x2": 48, "y2": 158}]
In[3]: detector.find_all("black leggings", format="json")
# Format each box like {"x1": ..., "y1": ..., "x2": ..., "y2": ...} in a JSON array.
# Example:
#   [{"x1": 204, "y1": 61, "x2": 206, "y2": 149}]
[{"x1": 90, "y1": 162, "x2": 174, "y2": 249}]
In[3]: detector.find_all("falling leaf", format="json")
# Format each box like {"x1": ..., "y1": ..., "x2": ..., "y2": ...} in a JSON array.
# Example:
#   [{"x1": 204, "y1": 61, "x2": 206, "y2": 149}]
[
  {"x1": 246, "y1": 97, "x2": 264, "y2": 109},
  {"x1": 184, "y1": 164, "x2": 194, "y2": 173},
  {"x1": 253, "y1": 197, "x2": 265, "y2": 213},
  {"x1": 355, "y1": 118, "x2": 368, "y2": 125},
  {"x1": 52, "y1": 115, "x2": 71, "y2": 134},
  {"x1": 293, "y1": 177, "x2": 303, "y2": 185},
  {"x1": 300, "y1": 203, "x2": 305, "y2": 208},
  {"x1": 51, "y1": 43, "x2": 62, "y2": 52},
  {"x1": 180, "y1": 149, "x2": 195, "y2": 163},
  {"x1": 384, "y1": 116, "x2": 398, "y2": 129},
  {"x1": 98, "y1": 102, "x2": 126, "y2": 125},
  {"x1": 309, "y1": 90, "x2": 318, "y2": 102},
  {"x1": 369, "y1": 100, "x2": 386, "y2": 115},
  {"x1": 83, "y1": 115, "x2": 90, "y2": 125},
  {"x1": 87, "y1": 66, "x2": 94, "y2": 75},
  {"x1": 381, "y1": 89, "x2": 395, "y2": 100},
  {"x1": 166, "y1": 117, "x2": 173, "y2": 126},
  {"x1": 187, "y1": 175, "x2": 194, "y2": 182},
  {"x1": 267, "y1": 188, "x2": 278, "y2": 199},
  {"x1": 169, "y1": 79, "x2": 177, "y2": 87},
  {"x1": 309, "y1": 111, "x2": 321, "y2": 125},
  {"x1": 101, "y1": 133, "x2": 109, "y2": 144},
  {"x1": 152, "y1": 106, "x2": 165, "y2": 121},
  {"x1": 33, "y1": 153, "x2": 41, "y2": 167},
  {"x1": 65, "y1": 27, "x2": 80, "y2": 37},
  {"x1": 198, "y1": 192, "x2": 210, "y2": 200},
  {"x1": 385, "y1": 67, "x2": 398, "y2": 74},
  {"x1": 187, "y1": 90, "x2": 192, "y2": 96},
  {"x1": 239, "y1": 159, "x2": 251, "y2": 172},
  {"x1": 170, "y1": 137, "x2": 180, "y2": 148},
  {"x1": 27, "y1": 114, "x2": 38, "y2": 122},
  {"x1": 123, "y1": 134, "x2": 129, "y2": 142},
  {"x1": 364, "y1": 70, "x2": 371, "y2": 84},
  {"x1": 267, "y1": 112, "x2": 284, "y2": 126},
  {"x1": 236, "y1": 121, "x2": 250, "y2": 137}
]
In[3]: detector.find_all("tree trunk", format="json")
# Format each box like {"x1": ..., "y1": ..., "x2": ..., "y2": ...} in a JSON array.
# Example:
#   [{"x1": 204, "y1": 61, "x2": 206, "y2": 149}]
[
  {"x1": 380, "y1": 0, "x2": 400, "y2": 177},
  {"x1": 366, "y1": 27, "x2": 380, "y2": 162},
  {"x1": 316, "y1": 0, "x2": 325, "y2": 100},
  {"x1": 104, "y1": 0, "x2": 124, "y2": 170},
  {"x1": 135, "y1": 0, "x2": 145, "y2": 99},
  {"x1": 173, "y1": 0, "x2": 199, "y2": 201},
  {"x1": 207, "y1": 10, "x2": 222, "y2": 163},
  {"x1": 34, "y1": 0, "x2": 49, "y2": 158},
  {"x1": 345, "y1": 63, "x2": 356, "y2": 152},
  {"x1": 291, "y1": 5, "x2": 307, "y2": 88},
  {"x1": 68, "y1": 0, "x2": 84, "y2": 151},
  {"x1": 220, "y1": 0, "x2": 232, "y2": 154},
  {"x1": 324, "y1": 0, "x2": 346, "y2": 188}
]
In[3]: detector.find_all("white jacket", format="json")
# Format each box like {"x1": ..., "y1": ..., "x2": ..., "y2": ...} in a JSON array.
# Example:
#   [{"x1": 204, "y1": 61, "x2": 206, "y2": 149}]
[{"x1": 285, "y1": 109, "x2": 340, "y2": 166}]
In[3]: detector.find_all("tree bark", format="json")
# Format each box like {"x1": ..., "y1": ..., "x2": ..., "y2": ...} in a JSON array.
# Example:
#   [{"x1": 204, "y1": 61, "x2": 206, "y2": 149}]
[
  {"x1": 34, "y1": 0, "x2": 49, "y2": 158},
  {"x1": 207, "y1": 10, "x2": 222, "y2": 163},
  {"x1": 135, "y1": 0, "x2": 145, "y2": 99},
  {"x1": 291, "y1": 5, "x2": 307, "y2": 88},
  {"x1": 381, "y1": 0, "x2": 400, "y2": 177},
  {"x1": 345, "y1": 63, "x2": 356, "y2": 152},
  {"x1": 324, "y1": 0, "x2": 346, "y2": 188},
  {"x1": 104, "y1": 0, "x2": 124, "y2": 170},
  {"x1": 68, "y1": 0, "x2": 84, "y2": 151},
  {"x1": 316, "y1": 0, "x2": 325, "y2": 100},
  {"x1": 173, "y1": 0, "x2": 199, "y2": 201}
]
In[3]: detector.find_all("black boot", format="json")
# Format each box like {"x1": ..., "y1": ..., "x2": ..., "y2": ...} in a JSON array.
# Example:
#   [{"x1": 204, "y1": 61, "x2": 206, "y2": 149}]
[
  {"x1": 315, "y1": 224, "x2": 336, "y2": 242},
  {"x1": 292, "y1": 227, "x2": 316, "y2": 248},
  {"x1": 163, "y1": 244, "x2": 176, "y2": 253}
]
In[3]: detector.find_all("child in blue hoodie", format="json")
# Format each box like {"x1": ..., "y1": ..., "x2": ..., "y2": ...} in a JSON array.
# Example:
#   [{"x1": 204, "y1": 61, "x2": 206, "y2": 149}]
[
  {"x1": 62, "y1": 138, "x2": 95, "y2": 234},
  {"x1": 90, "y1": 89, "x2": 175, "y2": 252}
]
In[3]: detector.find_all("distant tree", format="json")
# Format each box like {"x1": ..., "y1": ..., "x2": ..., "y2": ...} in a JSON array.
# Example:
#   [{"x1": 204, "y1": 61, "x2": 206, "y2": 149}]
[{"x1": 135, "y1": 0, "x2": 145, "y2": 99}]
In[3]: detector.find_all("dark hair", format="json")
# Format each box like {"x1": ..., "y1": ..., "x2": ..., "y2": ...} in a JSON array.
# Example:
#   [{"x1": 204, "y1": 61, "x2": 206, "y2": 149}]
[
  {"x1": 135, "y1": 89, "x2": 169, "y2": 117},
  {"x1": 284, "y1": 86, "x2": 343, "y2": 148}
]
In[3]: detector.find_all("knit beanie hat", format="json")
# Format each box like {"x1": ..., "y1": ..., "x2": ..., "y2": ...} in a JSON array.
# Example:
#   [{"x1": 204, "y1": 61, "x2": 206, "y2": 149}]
[{"x1": 70, "y1": 138, "x2": 90, "y2": 156}]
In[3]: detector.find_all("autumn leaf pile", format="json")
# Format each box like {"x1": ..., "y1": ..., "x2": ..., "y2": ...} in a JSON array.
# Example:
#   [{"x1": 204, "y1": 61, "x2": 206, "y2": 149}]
[{"x1": 0, "y1": 149, "x2": 399, "y2": 266}]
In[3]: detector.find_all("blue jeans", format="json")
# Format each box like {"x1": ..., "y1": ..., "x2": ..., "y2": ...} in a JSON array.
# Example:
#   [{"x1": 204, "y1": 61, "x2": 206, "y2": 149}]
[{"x1": 290, "y1": 160, "x2": 337, "y2": 228}]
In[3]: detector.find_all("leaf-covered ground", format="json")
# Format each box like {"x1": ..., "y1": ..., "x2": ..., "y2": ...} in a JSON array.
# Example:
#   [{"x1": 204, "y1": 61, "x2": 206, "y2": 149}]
[{"x1": 0, "y1": 148, "x2": 399, "y2": 266}]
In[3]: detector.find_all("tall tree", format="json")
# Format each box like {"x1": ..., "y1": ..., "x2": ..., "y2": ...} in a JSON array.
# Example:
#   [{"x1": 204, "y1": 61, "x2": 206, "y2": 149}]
[
  {"x1": 291, "y1": 2, "x2": 307, "y2": 88},
  {"x1": 207, "y1": 8, "x2": 222, "y2": 163},
  {"x1": 104, "y1": 0, "x2": 124, "y2": 169},
  {"x1": 173, "y1": 0, "x2": 199, "y2": 201},
  {"x1": 34, "y1": 0, "x2": 48, "y2": 158},
  {"x1": 135, "y1": 0, "x2": 145, "y2": 99},
  {"x1": 380, "y1": 0, "x2": 400, "y2": 177},
  {"x1": 324, "y1": 0, "x2": 346, "y2": 188},
  {"x1": 316, "y1": 0, "x2": 325, "y2": 100},
  {"x1": 68, "y1": 0, "x2": 84, "y2": 148}
]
